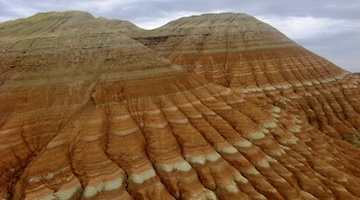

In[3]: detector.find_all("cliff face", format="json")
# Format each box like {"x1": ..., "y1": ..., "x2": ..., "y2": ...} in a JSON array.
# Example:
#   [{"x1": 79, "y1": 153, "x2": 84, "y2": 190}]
[{"x1": 1, "y1": 11, "x2": 360, "y2": 200}]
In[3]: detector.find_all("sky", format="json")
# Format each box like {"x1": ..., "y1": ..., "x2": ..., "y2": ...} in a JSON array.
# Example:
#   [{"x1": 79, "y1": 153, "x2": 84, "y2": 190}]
[{"x1": 0, "y1": 0, "x2": 359, "y2": 72}]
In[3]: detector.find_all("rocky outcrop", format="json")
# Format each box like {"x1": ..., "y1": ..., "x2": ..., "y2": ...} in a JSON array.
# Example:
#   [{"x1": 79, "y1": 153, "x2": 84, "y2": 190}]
[{"x1": 1, "y1": 11, "x2": 360, "y2": 200}]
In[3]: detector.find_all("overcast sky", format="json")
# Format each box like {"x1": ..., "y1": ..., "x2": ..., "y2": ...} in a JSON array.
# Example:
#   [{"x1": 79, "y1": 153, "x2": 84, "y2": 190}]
[{"x1": 1, "y1": 0, "x2": 359, "y2": 72}]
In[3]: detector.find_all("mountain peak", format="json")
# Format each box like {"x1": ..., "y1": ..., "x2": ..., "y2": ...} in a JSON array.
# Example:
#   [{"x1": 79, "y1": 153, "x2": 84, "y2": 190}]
[
  {"x1": 96, "y1": 17, "x2": 144, "y2": 34},
  {"x1": 158, "y1": 12, "x2": 259, "y2": 29},
  {"x1": 0, "y1": 11, "x2": 109, "y2": 39},
  {"x1": 1, "y1": 11, "x2": 360, "y2": 200},
  {"x1": 3, "y1": 10, "x2": 96, "y2": 26},
  {"x1": 32, "y1": 10, "x2": 94, "y2": 18}
]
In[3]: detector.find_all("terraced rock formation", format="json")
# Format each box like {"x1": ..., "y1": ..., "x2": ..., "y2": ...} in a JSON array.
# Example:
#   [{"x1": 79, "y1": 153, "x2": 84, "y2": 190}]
[
  {"x1": 1, "y1": 11, "x2": 360, "y2": 200},
  {"x1": 135, "y1": 13, "x2": 360, "y2": 146}
]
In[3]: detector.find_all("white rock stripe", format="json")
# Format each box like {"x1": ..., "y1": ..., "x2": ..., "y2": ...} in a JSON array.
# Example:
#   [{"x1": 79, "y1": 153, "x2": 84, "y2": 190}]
[
  {"x1": 112, "y1": 126, "x2": 139, "y2": 136},
  {"x1": 129, "y1": 168, "x2": 157, "y2": 184},
  {"x1": 158, "y1": 161, "x2": 192, "y2": 172},
  {"x1": 83, "y1": 172, "x2": 125, "y2": 197},
  {"x1": 26, "y1": 174, "x2": 82, "y2": 200},
  {"x1": 185, "y1": 152, "x2": 221, "y2": 165}
]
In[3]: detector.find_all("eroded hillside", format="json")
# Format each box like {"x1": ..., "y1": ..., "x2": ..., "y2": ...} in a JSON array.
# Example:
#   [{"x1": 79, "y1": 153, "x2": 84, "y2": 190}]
[{"x1": 1, "y1": 11, "x2": 360, "y2": 200}]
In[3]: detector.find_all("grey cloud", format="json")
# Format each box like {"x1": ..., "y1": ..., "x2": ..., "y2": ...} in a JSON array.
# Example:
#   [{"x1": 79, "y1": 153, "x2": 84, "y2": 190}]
[
  {"x1": 2, "y1": 0, "x2": 360, "y2": 20},
  {"x1": 2, "y1": 0, "x2": 359, "y2": 24},
  {"x1": 297, "y1": 30, "x2": 360, "y2": 72}
]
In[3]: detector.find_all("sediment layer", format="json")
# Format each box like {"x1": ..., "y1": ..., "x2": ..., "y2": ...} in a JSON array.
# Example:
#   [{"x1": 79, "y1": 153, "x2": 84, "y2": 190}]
[{"x1": 1, "y1": 11, "x2": 360, "y2": 200}]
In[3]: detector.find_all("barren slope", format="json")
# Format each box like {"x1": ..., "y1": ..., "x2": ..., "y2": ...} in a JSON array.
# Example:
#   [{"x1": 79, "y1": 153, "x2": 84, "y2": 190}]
[
  {"x1": 1, "y1": 11, "x2": 360, "y2": 200},
  {"x1": 135, "y1": 13, "x2": 360, "y2": 146}
]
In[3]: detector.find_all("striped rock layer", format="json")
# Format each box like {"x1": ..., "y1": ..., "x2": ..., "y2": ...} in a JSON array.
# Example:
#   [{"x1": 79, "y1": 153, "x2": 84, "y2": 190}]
[
  {"x1": 135, "y1": 13, "x2": 360, "y2": 146},
  {"x1": 0, "y1": 11, "x2": 360, "y2": 200}
]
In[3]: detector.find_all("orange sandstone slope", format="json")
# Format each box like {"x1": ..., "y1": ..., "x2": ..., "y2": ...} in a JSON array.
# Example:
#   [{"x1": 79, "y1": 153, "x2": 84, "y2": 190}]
[
  {"x1": 135, "y1": 13, "x2": 360, "y2": 146},
  {"x1": 0, "y1": 11, "x2": 360, "y2": 200}
]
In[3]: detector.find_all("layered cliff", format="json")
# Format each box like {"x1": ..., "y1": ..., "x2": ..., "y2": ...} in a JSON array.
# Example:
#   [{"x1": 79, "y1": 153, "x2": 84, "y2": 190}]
[{"x1": 1, "y1": 11, "x2": 360, "y2": 200}]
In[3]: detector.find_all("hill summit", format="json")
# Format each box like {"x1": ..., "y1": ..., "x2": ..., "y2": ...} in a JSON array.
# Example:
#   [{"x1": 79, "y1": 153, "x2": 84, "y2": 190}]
[{"x1": 1, "y1": 11, "x2": 360, "y2": 200}]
